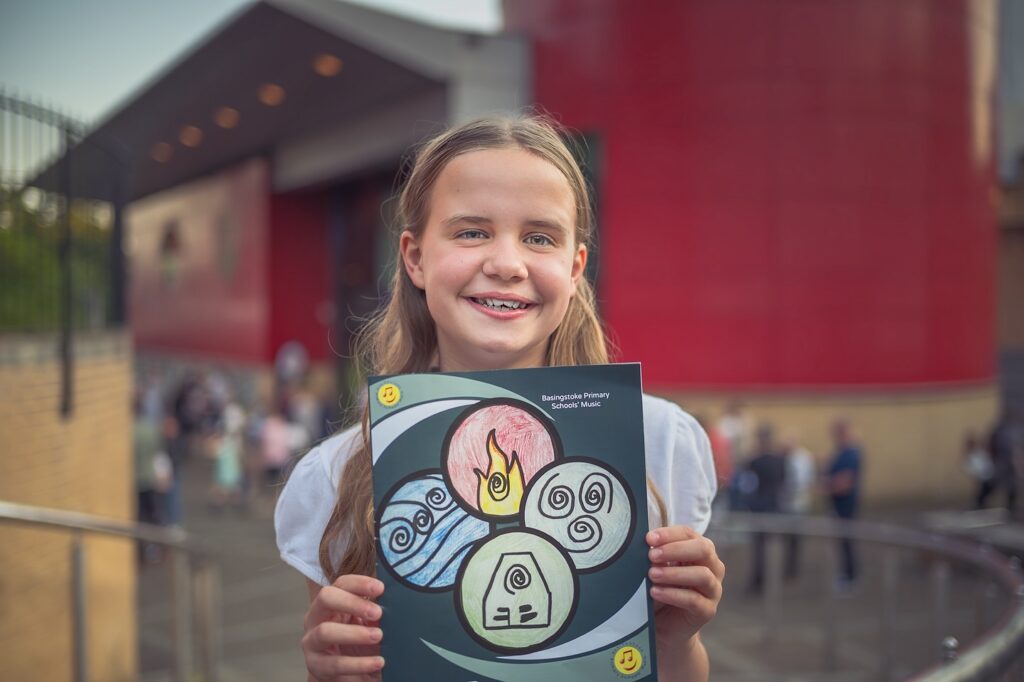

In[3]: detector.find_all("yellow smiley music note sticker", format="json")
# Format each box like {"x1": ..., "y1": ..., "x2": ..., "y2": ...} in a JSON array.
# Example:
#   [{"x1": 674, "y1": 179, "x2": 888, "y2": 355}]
[
  {"x1": 377, "y1": 383, "x2": 401, "y2": 407},
  {"x1": 613, "y1": 645, "x2": 642, "y2": 676}
]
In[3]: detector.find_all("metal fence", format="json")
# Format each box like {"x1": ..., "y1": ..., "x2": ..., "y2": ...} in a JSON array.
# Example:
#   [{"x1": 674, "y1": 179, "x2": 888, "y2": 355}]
[
  {"x1": 0, "y1": 500, "x2": 221, "y2": 682},
  {"x1": 710, "y1": 512, "x2": 1024, "y2": 681},
  {"x1": 2, "y1": 499, "x2": 1023, "y2": 681},
  {"x1": 0, "y1": 90, "x2": 126, "y2": 416}
]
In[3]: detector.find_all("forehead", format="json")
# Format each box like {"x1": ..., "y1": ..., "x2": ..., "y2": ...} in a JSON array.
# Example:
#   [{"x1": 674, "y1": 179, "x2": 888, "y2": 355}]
[{"x1": 429, "y1": 147, "x2": 575, "y2": 221}]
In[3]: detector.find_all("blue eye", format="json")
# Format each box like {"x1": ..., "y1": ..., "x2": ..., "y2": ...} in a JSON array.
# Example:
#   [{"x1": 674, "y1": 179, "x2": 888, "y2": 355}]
[
  {"x1": 525, "y1": 233, "x2": 555, "y2": 247},
  {"x1": 456, "y1": 229, "x2": 488, "y2": 240}
]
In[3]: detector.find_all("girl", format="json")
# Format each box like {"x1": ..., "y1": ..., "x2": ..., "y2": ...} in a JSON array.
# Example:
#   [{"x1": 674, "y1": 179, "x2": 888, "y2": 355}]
[{"x1": 275, "y1": 115, "x2": 724, "y2": 681}]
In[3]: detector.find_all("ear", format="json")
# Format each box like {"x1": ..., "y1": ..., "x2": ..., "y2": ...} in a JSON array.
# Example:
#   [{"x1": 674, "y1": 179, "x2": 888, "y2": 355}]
[
  {"x1": 399, "y1": 230, "x2": 426, "y2": 290},
  {"x1": 570, "y1": 244, "x2": 588, "y2": 289}
]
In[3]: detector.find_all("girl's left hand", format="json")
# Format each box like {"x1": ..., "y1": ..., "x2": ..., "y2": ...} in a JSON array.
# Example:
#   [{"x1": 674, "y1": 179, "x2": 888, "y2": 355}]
[{"x1": 646, "y1": 526, "x2": 725, "y2": 642}]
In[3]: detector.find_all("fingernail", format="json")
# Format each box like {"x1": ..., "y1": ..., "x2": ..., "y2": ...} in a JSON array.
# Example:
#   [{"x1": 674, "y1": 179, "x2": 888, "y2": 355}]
[
  {"x1": 369, "y1": 628, "x2": 383, "y2": 642},
  {"x1": 649, "y1": 567, "x2": 663, "y2": 580},
  {"x1": 648, "y1": 531, "x2": 660, "y2": 545},
  {"x1": 650, "y1": 548, "x2": 663, "y2": 560},
  {"x1": 365, "y1": 606, "x2": 381, "y2": 620},
  {"x1": 377, "y1": 657, "x2": 386, "y2": 669}
]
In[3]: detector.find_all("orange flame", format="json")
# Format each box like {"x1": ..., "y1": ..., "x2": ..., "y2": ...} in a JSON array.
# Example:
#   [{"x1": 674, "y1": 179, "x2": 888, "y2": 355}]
[{"x1": 475, "y1": 429, "x2": 524, "y2": 516}]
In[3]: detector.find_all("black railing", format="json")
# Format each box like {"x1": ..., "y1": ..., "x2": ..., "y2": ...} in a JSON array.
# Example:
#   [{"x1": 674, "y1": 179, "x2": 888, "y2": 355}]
[{"x1": 0, "y1": 90, "x2": 126, "y2": 417}]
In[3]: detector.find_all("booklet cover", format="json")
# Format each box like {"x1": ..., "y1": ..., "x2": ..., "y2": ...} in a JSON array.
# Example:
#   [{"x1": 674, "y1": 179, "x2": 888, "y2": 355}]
[{"x1": 368, "y1": 363, "x2": 658, "y2": 681}]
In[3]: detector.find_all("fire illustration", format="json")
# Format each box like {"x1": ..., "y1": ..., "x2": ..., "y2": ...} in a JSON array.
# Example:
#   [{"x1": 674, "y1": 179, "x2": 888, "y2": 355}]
[{"x1": 475, "y1": 429, "x2": 524, "y2": 517}]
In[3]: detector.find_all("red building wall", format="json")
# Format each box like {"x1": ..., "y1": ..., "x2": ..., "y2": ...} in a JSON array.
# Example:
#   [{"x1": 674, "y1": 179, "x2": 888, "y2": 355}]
[
  {"x1": 127, "y1": 159, "x2": 270, "y2": 363},
  {"x1": 507, "y1": 0, "x2": 997, "y2": 389},
  {"x1": 268, "y1": 190, "x2": 332, "y2": 363}
]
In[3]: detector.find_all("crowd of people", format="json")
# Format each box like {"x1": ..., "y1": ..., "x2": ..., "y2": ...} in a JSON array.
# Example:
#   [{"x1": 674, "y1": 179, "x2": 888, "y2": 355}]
[
  {"x1": 132, "y1": 366, "x2": 328, "y2": 561},
  {"x1": 697, "y1": 402, "x2": 863, "y2": 593}
]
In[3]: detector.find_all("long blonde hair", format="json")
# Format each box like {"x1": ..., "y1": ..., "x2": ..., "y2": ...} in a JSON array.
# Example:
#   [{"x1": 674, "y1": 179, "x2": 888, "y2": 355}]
[{"x1": 318, "y1": 115, "x2": 656, "y2": 582}]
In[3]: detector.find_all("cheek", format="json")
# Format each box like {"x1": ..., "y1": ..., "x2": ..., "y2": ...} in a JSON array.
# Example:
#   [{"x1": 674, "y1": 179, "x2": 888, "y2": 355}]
[{"x1": 534, "y1": 260, "x2": 578, "y2": 302}]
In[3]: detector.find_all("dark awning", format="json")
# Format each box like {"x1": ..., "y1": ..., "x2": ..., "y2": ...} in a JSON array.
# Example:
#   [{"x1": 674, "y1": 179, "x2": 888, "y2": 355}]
[{"x1": 35, "y1": 0, "x2": 527, "y2": 202}]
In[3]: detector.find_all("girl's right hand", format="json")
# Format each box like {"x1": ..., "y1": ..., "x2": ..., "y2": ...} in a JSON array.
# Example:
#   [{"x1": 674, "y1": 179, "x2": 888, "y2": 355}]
[{"x1": 302, "y1": 575, "x2": 386, "y2": 681}]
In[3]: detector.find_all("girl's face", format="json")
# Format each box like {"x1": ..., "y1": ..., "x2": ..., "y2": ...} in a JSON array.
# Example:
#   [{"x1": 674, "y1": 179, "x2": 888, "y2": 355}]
[{"x1": 400, "y1": 147, "x2": 586, "y2": 372}]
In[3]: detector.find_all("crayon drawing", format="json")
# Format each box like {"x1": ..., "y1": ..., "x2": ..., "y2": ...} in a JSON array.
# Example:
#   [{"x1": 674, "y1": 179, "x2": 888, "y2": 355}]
[
  {"x1": 455, "y1": 529, "x2": 578, "y2": 652},
  {"x1": 377, "y1": 471, "x2": 491, "y2": 591},
  {"x1": 522, "y1": 459, "x2": 636, "y2": 571},
  {"x1": 442, "y1": 400, "x2": 562, "y2": 520}
]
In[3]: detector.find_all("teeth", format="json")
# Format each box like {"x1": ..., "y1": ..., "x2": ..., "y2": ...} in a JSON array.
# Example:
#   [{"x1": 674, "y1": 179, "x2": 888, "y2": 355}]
[{"x1": 476, "y1": 298, "x2": 526, "y2": 310}]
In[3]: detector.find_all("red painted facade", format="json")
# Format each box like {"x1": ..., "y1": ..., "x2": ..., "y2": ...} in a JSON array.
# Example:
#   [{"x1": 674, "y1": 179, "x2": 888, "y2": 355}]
[
  {"x1": 128, "y1": 160, "x2": 270, "y2": 363},
  {"x1": 129, "y1": 160, "x2": 333, "y2": 364},
  {"x1": 268, "y1": 190, "x2": 332, "y2": 363},
  {"x1": 507, "y1": 0, "x2": 997, "y2": 389}
]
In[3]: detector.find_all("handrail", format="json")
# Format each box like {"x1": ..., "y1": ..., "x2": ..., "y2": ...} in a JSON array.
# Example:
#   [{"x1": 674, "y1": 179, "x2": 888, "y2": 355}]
[
  {"x1": 0, "y1": 500, "x2": 202, "y2": 550},
  {"x1": 710, "y1": 512, "x2": 1024, "y2": 681},
  {"x1": 0, "y1": 499, "x2": 221, "y2": 682}
]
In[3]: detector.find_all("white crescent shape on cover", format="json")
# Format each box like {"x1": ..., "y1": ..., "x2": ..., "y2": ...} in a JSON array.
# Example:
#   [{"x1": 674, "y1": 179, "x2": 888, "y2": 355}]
[{"x1": 371, "y1": 399, "x2": 479, "y2": 464}]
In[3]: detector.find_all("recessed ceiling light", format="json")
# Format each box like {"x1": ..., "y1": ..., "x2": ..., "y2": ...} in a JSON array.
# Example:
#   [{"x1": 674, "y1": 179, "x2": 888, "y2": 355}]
[
  {"x1": 258, "y1": 83, "x2": 285, "y2": 106},
  {"x1": 214, "y1": 107, "x2": 240, "y2": 129},
  {"x1": 179, "y1": 126, "x2": 203, "y2": 147},
  {"x1": 151, "y1": 142, "x2": 173, "y2": 162},
  {"x1": 313, "y1": 53, "x2": 343, "y2": 77}
]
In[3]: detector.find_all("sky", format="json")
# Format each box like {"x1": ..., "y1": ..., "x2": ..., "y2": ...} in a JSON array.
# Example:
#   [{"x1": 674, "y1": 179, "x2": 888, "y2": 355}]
[
  {"x1": 1, "y1": 0, "x2": 1022, "y2": 181},
  {"x1": 0, "y1": 0, "x2": 502, "y2": 126}
]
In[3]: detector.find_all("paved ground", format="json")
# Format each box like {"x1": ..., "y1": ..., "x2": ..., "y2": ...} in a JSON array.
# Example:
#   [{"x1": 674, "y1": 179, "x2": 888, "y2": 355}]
[{"x1": 138, "y1": 460, "x2": 1009, "y2": 681}]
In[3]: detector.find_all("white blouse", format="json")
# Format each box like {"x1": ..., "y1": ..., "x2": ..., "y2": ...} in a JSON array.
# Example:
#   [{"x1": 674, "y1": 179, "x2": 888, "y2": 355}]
[{"x1": 275, "y1": 393, "x2": 716, "y2": 586}]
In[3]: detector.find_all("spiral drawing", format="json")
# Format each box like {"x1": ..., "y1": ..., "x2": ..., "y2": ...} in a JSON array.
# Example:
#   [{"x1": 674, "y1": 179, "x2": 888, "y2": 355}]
[
  {"x1": 378, "y1": 472, "x2": 491, "y2": 590},
  {"x1": 523, "y1": 459, "x2": 635, "y2": 571}
]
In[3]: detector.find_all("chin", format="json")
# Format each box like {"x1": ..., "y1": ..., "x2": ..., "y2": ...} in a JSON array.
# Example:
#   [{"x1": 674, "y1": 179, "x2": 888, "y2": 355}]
[{"x1": 473, "y1": 339, "x2": 546, "y2": 365}]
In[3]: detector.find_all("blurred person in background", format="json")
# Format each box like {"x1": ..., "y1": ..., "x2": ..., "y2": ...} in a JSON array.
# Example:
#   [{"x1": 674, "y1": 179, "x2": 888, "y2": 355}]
[
  {"x1": 825, "y1": 417, "x2": 862, "y2": 591},
  {"x1": 695, "y1": 413, "x2": 733, "y2": 493},
  {"x1": 134, "y1": 390, "x2": 171, "y2": 562},
  {"x1": 980, "y1": 413, "x2": 1019, "y2": 513},
  {"x1": 168, "y1": 370, "x2": 207, "y2": 525},
  {"x1": 140, "y1": 367, "x2": 165, "y2": 423},
  {"x1": 779, "y1": 431, "x2": 815, "y2": 579},
  {"x1": 209, "y1": 400, "x2": 246, "y2": 513},
  {"x1": 716, "y1": 400, "x2": 753, "y2": 465},
  {"x1": 261, "y1": 404, "x2": 308, "y2": 496},
  {"x1": 745, "y1": 423, "x2": 786, "y2": 594},
  {"x1": 718, "y1": 401, "x2": 754, "y2": 512},
  {"x1": 962, "y1": 430, "x2": 994, "y2": 509},
  {"x1": 282, "y1": 377, "x2": 326, "y2": 446}
]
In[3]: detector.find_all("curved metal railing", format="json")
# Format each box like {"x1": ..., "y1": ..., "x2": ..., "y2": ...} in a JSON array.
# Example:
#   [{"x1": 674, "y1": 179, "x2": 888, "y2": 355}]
[
  {"x1": 0, "y1": 500, "x2": 221, "y2": 682},
  {"x1": 5, "y1": 501, "x2": 1022, "y2": 681},
  {"x1": 710, "y1": 512, "x2": 1024, "y2": 681}
]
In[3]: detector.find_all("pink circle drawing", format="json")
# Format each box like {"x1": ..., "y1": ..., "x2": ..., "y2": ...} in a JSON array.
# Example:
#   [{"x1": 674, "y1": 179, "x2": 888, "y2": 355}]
[{"x1": 442, "y1": 400, "x2": 562, "y2": 519}]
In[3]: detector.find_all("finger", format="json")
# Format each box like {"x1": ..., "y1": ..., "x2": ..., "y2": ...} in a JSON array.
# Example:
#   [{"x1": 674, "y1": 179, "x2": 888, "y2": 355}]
[
  {"x1": 650, "y1": 585, "x2": 718, "y2": 623},
  {"x1": 646, "y1": 526, "x2": 698, "y2": 546},
  {"x1": 333, "y1": 574, "x2": 385, "y2": 598},
  {"x1": 649, "y1": 537, "x2": 724, "y2": 576},
  {"x1": 306, "y1": 586, "x2": 384, "y2": 630},
  {"x1": 648, "y1": 565, "x2": 721, "y2": 601},
  {"x1": 304, "y1": 621, "x2": 384, "y2": 653},
  {"x1": 306, "y1": 650, "x2": 385, "y2": 680}
]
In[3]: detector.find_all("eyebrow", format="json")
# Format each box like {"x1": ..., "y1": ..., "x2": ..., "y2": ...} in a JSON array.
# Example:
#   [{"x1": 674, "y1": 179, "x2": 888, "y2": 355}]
[{"x1": 443, "y1": 214, "x2": 570, "y2": 235}]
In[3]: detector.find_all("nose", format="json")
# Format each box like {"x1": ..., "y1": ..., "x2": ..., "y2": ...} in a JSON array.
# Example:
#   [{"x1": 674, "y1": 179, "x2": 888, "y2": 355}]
[{"x1": 482, "y1": 236, "x2": 527, "y2": 281}]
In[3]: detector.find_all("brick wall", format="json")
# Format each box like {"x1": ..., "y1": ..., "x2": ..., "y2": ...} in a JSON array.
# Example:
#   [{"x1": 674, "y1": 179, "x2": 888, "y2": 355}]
[{"x1": 0, "y1": 331, "x2": 135, "y2": 682}]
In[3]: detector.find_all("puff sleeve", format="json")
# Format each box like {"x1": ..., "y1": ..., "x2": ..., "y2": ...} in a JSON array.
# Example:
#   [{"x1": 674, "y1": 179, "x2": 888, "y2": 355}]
[
  {"x1": 642, "y1": 394, "x2": 718, "y2": 534},
  {"x1": 274, "y1": 427, "x2": 360, "y2": 586}
]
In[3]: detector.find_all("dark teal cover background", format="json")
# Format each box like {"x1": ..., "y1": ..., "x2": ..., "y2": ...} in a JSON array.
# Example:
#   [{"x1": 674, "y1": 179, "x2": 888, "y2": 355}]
[{"x1": 368, "y1": 363, "x2": 658, "y2": 681}]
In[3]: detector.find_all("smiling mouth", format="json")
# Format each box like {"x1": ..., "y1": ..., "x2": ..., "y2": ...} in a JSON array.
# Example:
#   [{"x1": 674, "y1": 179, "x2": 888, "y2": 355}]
[{"x1": 469, "y1": 297, "x2": 532, "y2": 311}]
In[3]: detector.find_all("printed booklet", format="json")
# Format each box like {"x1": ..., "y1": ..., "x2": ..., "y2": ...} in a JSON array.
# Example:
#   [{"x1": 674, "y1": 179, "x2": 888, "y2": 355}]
[{"x1": 368, "y1": 363, "x2": 658, "y2": 681}]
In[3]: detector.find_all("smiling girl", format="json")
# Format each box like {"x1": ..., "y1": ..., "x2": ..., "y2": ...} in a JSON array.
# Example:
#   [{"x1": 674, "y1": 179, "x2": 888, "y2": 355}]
[{"x1": 275, "y1": 116, "x2": 723, "y2": 681}]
